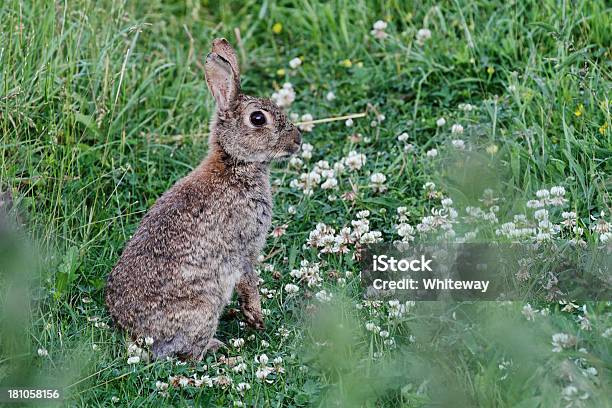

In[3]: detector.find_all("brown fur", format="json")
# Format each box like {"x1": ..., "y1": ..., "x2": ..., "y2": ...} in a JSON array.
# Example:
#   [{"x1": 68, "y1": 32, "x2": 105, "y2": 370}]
[{"x1": 105, "y1": 39, "x2": 301, "y2": 359}]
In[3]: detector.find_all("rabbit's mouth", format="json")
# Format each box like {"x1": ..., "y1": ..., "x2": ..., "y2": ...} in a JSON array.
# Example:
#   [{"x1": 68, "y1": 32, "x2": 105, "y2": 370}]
[
  {"x1": 288, "y1": 141, "x2": 301, "y2": 154},
  {"x1": 271, "y1": 143, "x2": 300, "y2": 161},
  {"x1": 283, "y1": 141, "x2": 301, "y2": 157}
]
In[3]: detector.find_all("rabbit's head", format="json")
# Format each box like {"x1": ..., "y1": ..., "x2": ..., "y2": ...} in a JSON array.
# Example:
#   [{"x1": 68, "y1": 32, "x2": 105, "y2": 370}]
[{"x1": 205, "y1": 38, "x2": 301, "y2": 163}]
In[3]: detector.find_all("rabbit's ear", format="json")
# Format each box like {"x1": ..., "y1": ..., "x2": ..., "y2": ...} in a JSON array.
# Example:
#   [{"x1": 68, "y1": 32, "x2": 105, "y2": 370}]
[
  {"x1": 205, "y1": 52, "x2": 239, "y2": 111},
  {"x1": 211, "y1": 38, "x2": 240, "y2": 78}
]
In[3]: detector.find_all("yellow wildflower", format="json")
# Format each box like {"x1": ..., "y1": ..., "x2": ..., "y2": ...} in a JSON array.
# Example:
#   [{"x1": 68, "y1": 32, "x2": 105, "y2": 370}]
[
  {"x1": 574, "y1": 104, "x2": 584, "y2": 117},
  {"x1": 599, "y1": 123, "x2": 608, "y2": 135}
]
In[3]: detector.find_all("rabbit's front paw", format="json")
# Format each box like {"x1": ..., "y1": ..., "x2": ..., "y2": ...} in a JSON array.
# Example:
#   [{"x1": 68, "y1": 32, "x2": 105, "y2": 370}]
[
  {"x1": 241, "y1": 304, "x2": 265, "y2": 330},
  {"x1": 205, "y1": 338, "x2": 226, "y2": 353}
]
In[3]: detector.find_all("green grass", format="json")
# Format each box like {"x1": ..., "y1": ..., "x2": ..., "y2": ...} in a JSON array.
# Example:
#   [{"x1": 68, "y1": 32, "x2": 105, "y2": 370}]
[{"x1": 1, "y1": 0, "x2": 611, "y2": 406}]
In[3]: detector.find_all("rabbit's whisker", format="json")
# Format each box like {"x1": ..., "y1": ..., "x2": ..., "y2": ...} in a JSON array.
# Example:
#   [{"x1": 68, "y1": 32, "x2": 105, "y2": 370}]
[{"x1": 294, "y1": 111, "x2": 367, "y2": 126}]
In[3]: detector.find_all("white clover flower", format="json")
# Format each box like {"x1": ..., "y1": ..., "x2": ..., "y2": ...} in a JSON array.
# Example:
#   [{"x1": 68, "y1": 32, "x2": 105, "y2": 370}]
[
  {"x1": 360, "y1": 231, "x2": 382, "y2": 243},
  {"x1": 451, "y1": 139, "x2": 466, "y2": 149},
  {"x1": 301, "y1": 143, "x2": 313, "y2": 160},
  {"x1": 365, "y1": 322, "x2": 377, "y2": 331},
  {"x1": 379, "y1": 330, "x2": 390, "y2": 338},
  {"x1": 271, "y1": 82, "x2": 296, "y2": 108},
  {"x1": 289, "y1": 156, "x2": 303, "y2": 168},
  {"x1": 451, "y1": 124, "x2": 464, "y2": 134},
  {"x1": 560, "y1": 211, "x2": 577, "y2": 227},
  {"x1": 236, "y1": 382, "x2": 251, "y2": 392},
  {"x1": 299, "y1": 113, "x2": 315, "y2": 132},
  {"x1": 526, "y1": 199, "x2": 544, "y2": 208},
  {"x1": 314, "y1": 159, "x2": 331, "y2": 172},
  {"x1": 441, "y1": 197, "x2": 453, "y2": 208},
  {"x1": 426, "y1": 148, "x2": 438, "y2": 158},
  {"x1": 404, "y1": 143, "x2": 415, "y2": 152},
  {"x1": 547, "y1": 186, "x2": 567, "y2": 206},
  {"x1": 356, "y1": 210, "x2": 370, "y2": 218},
  {"x1": 331, "y1": 162, "x2": 344, "y2": 175},
  {"x1": 458, "y1": 103, "x2": 476, "y2": 112},
  {"x1": 255, "y1": 366, "x2": 274, "y2": 380},
  {"x1": 144, "y1": 336, "x2": 154, "y2": 346},
  {"x1": 415, "y1": 28, "x2": 432, "y2": 45},
  {"x1": 373, "y1": 20, "x2": 387, "y2": 31},
  {"x1": 522, "y1": 304, "x2": 537, "y2": 321},
  {"x1": 284, "y1": 283, "x2": 299, "y2": 294},
  {"x1": 289, "y1": 57, "x2": 302, "y2": 69},
  {"x1": 256, "y1": 354, "x2": 269, "y2": 365},
  {"x1": 230, "y1": 338, "x2": 245, "y2": 348},
  {"x1": 551, "y1": 333, "x2": 576, "y2": 352},
  {"x1": 290, "y1": 171, "x2": 321, "y2": 195},
  {"x1": 37, "y1": 348, "x2": 48, "y2": 357},
  {"x1": 326, "y1": 91, "x2": 336, "y2": 101},
  {"x1": 534, "y1": 209, "x2": 549, "y2": 221},
  {"x1": 396, "y1": 223, "x2": 415, "y2": 240},
  {"x1": 561, "y1": 385, "x2": 589, "y2": 403},
  {"x1": 395, "y1": 207, "x2": 408, "y2": 221},
  {"x1": 550, "y1": 186, "x2": 565, "y2": 196},
  {"x1": 536, "y1": 231, "x2": 551, "y2": 242},
  {"x1": 397, "y1": 132, "x2": 409, "y2": 142},
  {"x1": 213, "y1": 375, "x2": 233, "y2": 388},
  {"x1": 370, "y1": 172, "x2": 387, "y2": 193},
  {"x1": 436, "y1": 117, "x2": 446, "y2": 127},
  {"x1": 345, "y1": 118, "x2": 353, "y2": 127},
  {"x1": 315, "y1": 290, "x2": 333, "y2": 302},
  {"x1": 127, "y1": 342, "x2": 143, "y2": 357},
  {"x1": 535, "y1": 189, "x2": 550, "y2": 199},
  {"x1": 321, "y1": 177, "x2": 338, "y2": 190},
  {"x1": 127, "y1": 356, "x2": 140, "y2": 364},
  {"x1": 289, "y1": 112, "x2": 299, "y2": 122},
  {"x1": 371, "y1": 20, "x2": 388, "y2": 39},
  {"x1": 233, "y1": 362, "x2": 247, "y2": 373},
  {"x1": 155, "y1": 380, "x2": 169, "y2": 391},
  {"x1": 199, "y1": 376, "x2": 213, "y2": 387},
  {"x1": 344, "y1": 151, "x2": 367, "y2": 170}
]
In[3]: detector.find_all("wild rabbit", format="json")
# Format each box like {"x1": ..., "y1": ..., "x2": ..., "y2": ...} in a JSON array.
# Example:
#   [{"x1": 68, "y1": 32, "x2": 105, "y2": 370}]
[{"x1": 105, "y1": 38, "x2": 302, "y2": 359}]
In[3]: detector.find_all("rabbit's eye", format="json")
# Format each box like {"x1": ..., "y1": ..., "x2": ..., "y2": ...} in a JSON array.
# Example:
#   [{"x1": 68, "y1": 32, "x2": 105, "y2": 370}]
[{"x1": 250, "y1": 111, "x2": 267, "y2": 127}]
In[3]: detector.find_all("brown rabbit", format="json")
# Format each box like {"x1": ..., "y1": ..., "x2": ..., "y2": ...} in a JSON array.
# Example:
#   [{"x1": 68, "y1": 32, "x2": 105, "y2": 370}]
[{"x1": 105, "y1": 38, "x2": 301, "y2": 359}]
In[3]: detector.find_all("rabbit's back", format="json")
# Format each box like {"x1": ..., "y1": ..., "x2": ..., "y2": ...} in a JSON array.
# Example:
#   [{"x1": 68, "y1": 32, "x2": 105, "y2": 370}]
[{"x1": 105, "y1": 157, "x2": 272, "y2": 342}]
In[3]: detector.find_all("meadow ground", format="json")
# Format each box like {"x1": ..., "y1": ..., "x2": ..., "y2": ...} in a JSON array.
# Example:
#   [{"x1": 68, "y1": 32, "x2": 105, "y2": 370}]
[{"x1": 0, "y1": 0, "x2": 611, "y2": 406}]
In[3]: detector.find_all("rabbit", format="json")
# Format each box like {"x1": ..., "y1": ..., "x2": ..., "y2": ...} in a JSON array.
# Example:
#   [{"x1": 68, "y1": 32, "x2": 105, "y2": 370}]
[{"x1": 105, "y1": 38, "x2": 302, "y2": 360}]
